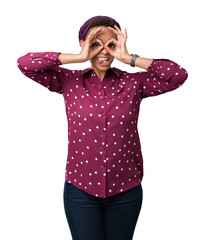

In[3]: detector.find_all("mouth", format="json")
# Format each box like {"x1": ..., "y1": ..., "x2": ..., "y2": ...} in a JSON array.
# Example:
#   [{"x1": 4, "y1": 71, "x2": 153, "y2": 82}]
[{"x1": 96, "y1": 57, "x2": 111, "y2": 66}]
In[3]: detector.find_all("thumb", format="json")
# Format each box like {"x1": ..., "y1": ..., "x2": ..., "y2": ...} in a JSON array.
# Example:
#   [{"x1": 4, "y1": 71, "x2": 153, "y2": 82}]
[
  {"x1": 104, "y1": 45, "x2": 112, "y2": 54},
  {"x1": 105, "y1": 45, "x2": 115, "y2": 57},
  {"x1": 92, "y1": 45, "x2": 104, "y2": 57}
]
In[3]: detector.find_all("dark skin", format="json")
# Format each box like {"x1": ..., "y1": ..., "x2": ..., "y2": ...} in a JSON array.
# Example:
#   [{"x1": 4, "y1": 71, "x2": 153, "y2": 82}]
[
  {"x1": 34, "y1": 25, "x2": 153, "y2": 80},
  {"x1": 79, "y1": 25, "x2": 153, "y2": 81},
  {"x1": 79, "y1": 25, "x2": 130, "y2": 81}
]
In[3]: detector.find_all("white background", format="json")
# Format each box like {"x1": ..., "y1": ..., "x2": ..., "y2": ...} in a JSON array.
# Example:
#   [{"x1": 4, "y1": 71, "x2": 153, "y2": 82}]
[{"x1": 1, "y1": 0, "x2": 204, "y2": 239}]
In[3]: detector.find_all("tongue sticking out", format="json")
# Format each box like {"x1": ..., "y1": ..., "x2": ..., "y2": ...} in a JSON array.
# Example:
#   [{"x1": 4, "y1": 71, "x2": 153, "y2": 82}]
[
  {"x1": 98, "y1": 59, "x2": 104, "y2": 63},
  {"x1": 97, "y1": 58, "x2": 110, "y2": 66}
]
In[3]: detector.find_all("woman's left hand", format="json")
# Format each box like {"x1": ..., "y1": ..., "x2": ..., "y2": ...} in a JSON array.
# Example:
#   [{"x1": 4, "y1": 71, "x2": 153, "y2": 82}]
[{"x1": 105, "y1": 25, "x2": 131, "y2": 64}]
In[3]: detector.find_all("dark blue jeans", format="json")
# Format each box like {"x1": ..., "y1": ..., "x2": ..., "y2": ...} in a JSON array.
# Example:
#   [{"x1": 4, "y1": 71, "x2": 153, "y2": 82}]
[{"x1": 63, "y1": 181, "x2": 143, "y2": 240}]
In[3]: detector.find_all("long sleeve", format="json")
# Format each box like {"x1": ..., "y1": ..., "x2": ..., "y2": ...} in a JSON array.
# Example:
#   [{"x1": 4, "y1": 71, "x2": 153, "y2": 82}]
[
  {"x1": 17, "y1": 51, "x2": 64, "y2": 94},
  {"x1": 138, "y1": 58, "x2": 188, "y2": 99}
]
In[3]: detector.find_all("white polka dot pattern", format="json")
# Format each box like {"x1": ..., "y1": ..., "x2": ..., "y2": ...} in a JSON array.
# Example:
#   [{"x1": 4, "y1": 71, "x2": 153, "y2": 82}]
[
  {"x1": 139, "y1": 58, "x2": 188, "y2": 98},
  {"x1": 17, "y1": 52, "x2": 188, "y2": 198}
]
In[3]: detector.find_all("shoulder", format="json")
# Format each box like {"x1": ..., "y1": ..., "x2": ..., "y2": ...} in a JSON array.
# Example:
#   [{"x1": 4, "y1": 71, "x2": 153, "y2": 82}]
[{"x1": 53, "y1": 66, "x2": 87, "y2": 79}]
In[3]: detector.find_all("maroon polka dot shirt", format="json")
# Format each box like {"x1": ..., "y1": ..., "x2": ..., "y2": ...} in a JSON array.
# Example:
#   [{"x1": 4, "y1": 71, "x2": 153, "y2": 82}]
[{"x1": 17, "y1": 52, "x2": 188, "y2": 198}]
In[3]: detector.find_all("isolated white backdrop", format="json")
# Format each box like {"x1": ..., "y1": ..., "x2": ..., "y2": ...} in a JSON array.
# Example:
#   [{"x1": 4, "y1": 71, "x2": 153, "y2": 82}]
[{"x1": 1, "y1": 0, "x2": 204, "y2": 239}]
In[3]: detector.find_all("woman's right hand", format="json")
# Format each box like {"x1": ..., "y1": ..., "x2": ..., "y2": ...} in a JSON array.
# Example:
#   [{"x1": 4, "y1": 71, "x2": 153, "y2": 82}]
[
  {"x1": 57, "y1": 28, "x2": 104, "y2": 65},
  {"x1": 79, "y1": 27, "x2": 104, "y2": 62}
]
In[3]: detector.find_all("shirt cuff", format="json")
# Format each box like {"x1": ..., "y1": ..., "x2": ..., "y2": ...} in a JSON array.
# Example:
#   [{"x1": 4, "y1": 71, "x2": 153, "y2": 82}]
[
  {"x1": 28, "y1": 51, "x2": 62, "y2": 66},
  {"x1": 146, "y1": 58, "x2": 179, "y2": 81}
]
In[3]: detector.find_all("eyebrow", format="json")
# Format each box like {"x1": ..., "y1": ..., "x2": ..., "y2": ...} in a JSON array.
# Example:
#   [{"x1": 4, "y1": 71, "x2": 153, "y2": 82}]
[{"x1": 95, "y1": 37, "x2": 113, "y2": 42}]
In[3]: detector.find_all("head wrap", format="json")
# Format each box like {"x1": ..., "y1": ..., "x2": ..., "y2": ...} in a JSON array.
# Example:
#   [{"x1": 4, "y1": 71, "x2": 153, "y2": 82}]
[{"x1": 78, "y1": 15, "x2": 121, "y2": 43}]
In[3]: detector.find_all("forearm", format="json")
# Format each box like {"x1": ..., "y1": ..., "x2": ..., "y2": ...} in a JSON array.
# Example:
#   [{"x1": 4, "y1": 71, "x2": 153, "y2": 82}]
[
  {"x1": 58, "y1": 53, "x2": 84, "y2": 64},
  {"x1": 124, "y1": 55, "x2": 153, "y2": 70},
  {"x1": 135, "y1": 57, "x2": 153, "y2": 70}
]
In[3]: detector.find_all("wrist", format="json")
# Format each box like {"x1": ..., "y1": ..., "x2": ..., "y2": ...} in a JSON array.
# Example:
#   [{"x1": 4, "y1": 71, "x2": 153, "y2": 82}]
[
  {"x1": 123, "y1": 54, "x2": 132, "y2": 65},
  {"x1": 76, "y1": 53, "x2": 87, "y2": 63}
]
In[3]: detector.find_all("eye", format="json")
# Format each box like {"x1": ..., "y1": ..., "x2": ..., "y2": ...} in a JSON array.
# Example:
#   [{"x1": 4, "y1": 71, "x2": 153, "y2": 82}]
[
  {"x1": 92, "y1": 42, "x2": 100, "y2": 48},
  {"x1": 108, "y1": 43, "x2": 116, "y2": 49}
]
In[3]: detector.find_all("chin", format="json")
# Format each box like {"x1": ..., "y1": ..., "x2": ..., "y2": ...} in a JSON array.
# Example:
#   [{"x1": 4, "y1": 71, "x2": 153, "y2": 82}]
[{"x1": 97, "y1": 65, "x2": 111, "y2": 71}]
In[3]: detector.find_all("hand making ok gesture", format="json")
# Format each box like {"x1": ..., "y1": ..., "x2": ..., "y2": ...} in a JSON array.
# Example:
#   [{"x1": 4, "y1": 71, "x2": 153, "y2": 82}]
[{"x1": 104, "y1": 25, "x2": 131, "y2": 64}]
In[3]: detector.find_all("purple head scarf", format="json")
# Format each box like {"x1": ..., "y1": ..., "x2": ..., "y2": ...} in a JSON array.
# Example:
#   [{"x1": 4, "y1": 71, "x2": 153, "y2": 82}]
[{"x1": 78, "y1": 15, "x2": 121, "y2": 43}]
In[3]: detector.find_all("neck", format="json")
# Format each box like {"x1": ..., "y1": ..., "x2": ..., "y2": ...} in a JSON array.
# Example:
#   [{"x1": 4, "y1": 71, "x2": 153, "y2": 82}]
[{"x1": 91, "y1": 66, "x2": 108, "y2": 82}]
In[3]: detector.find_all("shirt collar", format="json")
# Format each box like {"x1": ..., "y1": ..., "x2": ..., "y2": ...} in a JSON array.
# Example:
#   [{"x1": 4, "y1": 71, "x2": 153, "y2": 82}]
[{"x1": 81, "y1": 67, "x2": 123, "y2": 78}]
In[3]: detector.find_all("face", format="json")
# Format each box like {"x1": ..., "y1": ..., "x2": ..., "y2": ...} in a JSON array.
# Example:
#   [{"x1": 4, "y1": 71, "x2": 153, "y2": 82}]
[{"x1": 83, "y1": 26, "x2": 117, "y2": 73}]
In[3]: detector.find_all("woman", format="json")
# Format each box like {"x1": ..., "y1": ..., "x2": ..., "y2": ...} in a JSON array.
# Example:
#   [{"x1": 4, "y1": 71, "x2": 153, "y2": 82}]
[{"x1": 17, "y1": 16, "x2": 188, "y2": 240}]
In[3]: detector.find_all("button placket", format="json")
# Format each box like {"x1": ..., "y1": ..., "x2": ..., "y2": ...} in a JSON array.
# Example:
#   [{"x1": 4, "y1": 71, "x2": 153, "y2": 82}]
[{"x1": 100, "y1": 82, "x2": 108, "y2": 197}]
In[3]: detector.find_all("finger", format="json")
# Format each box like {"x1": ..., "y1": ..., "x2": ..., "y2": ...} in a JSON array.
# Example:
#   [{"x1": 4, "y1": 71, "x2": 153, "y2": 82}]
[
  {"x1": 86, "y1": 29, "x2": 94, "y2": 40},
  {"x1": 124, "y1": 28, "x2": 128, "y2": 40},
  {"x1": 104, "y1": 44, "x2": 112, "y2": 53},
  {"x1": 92, "y1": 38, "x2": 103, "y2": 45},
  {"x1": 105, "y1": 38, "x2": 118, "y2": 47},
  {"x1": 114, "y1": 25, "x2": 124, "y2": 37},
  {"x1": 105, "y1": 39, "x2": 117, "y2": 55},
  {"x1": 92, "y1": 45, "x2": 104, "y2": 57},
  {"x1": 87, "y1": 27, "x2": 102, "y2": 40},
  {"x1": 90, "y1": 40, "x2": 103, "y2": 51},
  {"x1": 104, "y1": 46, "x2": 111, "y2": 55},
  {"x1": 104, "y1": 45, "x2": 115, "y2": 57},
  {"x1": 108, "y1": 25, "x2": 124, "y2": 41},
  {"x1": 92, "y1": 27, "x2": 104, "y2": 39},
  {"x1": 96, "y1": 45, "x2": 104, "y2": 53},
  {"x1": 108, "y1": 26, "x2": 121, "y2": 40},
  {"x1": 108, "y1": 26, "x2": 118, "y2": 35},
  {"x1": 91, "y1": 38, "x2": 104, "y2": 49}
]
